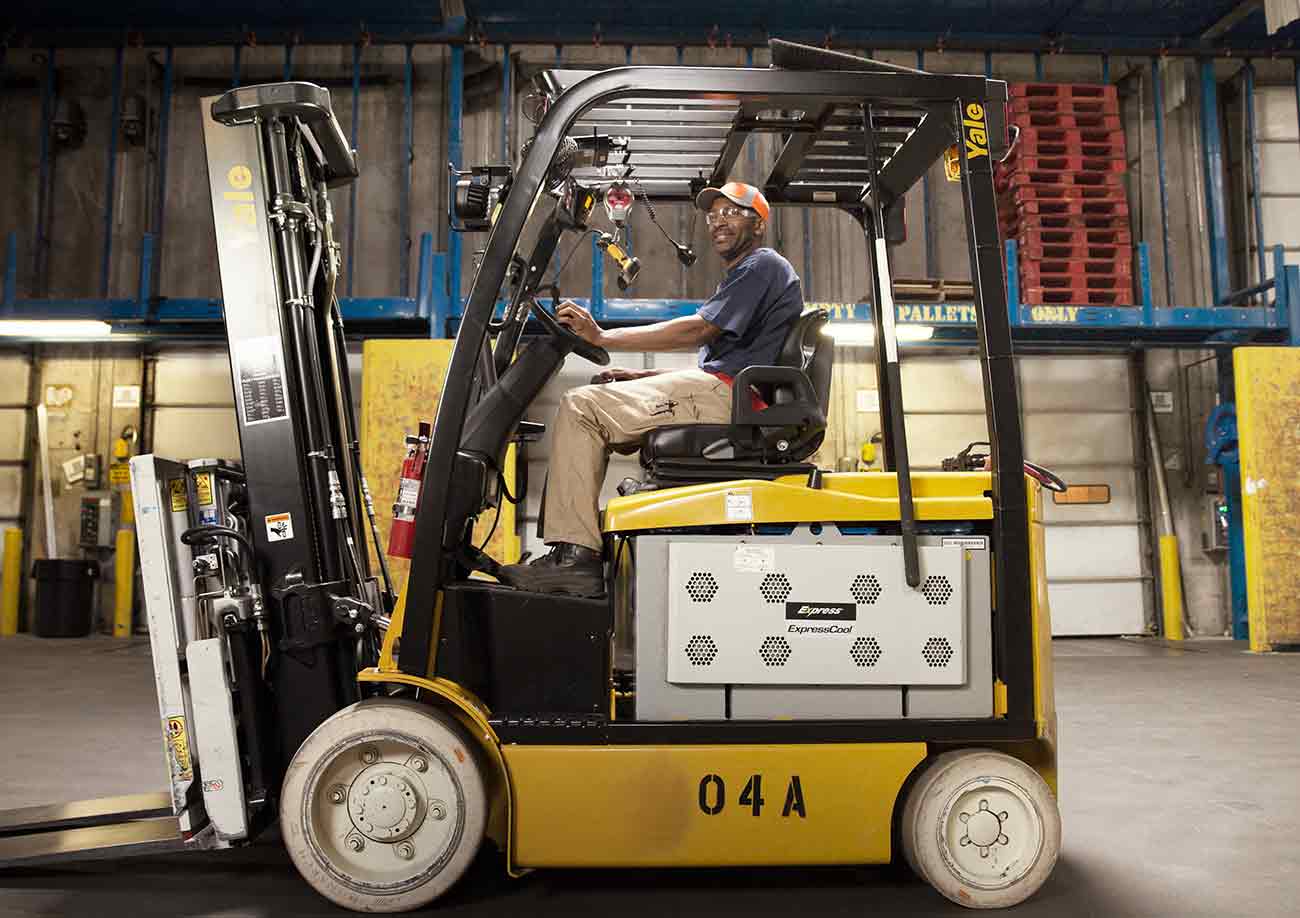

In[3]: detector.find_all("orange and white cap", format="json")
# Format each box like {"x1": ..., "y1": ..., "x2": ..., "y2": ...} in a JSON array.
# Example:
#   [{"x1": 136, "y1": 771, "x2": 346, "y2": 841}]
[{"x1": 695, "y1": 181, "x2": 771, "y2": 222}]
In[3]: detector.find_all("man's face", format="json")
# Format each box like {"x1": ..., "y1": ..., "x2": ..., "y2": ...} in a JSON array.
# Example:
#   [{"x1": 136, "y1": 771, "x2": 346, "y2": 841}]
[{"x1": 707, "y1": 198, "x2": 764, "y2": 261}]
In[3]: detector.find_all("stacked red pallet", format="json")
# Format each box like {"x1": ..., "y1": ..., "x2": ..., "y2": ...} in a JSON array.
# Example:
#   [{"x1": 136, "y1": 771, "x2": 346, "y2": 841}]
[{"x1": 996, "y1": 82, "x2": 1132, "y2": 306}]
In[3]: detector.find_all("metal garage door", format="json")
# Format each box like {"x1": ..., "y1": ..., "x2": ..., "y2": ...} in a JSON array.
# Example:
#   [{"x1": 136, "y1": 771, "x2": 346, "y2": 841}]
[
  {"x1": 0, "y1": 355, "x2": 32, "y2": 533},
  {"x1": 148, "y1": 349, "x2": 241, "y2": 461},
  {"x1": 1018, "y1": 355, "x2": 1150, "y2": 635},
  {"x1": 1251, "y1": 85, "x2": 1300, "y2": 275},
  {"x1": 899, "y1": 353, "x2": 1150, "y2": 636}
]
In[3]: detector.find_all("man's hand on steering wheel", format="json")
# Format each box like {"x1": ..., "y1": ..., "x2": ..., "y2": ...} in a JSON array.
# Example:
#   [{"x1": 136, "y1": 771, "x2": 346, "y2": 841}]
[{"x1": 556, "y1": 301, "x2": 606, "y2": 348}]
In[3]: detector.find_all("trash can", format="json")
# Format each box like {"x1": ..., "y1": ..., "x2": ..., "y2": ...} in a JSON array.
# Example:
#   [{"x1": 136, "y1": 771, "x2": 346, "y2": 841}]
[{"x1": 32, "y1": 559, "x2": 99, "y2": 638}]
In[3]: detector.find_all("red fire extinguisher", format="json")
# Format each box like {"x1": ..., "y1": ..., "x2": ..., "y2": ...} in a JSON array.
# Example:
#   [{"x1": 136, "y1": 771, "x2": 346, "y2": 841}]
[{"x1": 388, "y1": 421, "x2": 431, "y2": 559}]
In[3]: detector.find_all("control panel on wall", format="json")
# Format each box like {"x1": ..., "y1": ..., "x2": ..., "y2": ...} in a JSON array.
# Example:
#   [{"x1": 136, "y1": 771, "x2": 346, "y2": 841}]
[{"x1": 79, "y1": 493, "x2": 116, "y2": 549}]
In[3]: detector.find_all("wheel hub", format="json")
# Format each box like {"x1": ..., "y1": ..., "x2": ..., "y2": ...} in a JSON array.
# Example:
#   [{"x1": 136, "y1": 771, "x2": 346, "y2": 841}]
[
  {"x1": 941, "y1": 777, "x2": 1044, "y2": 890},
  {"x1": 348, "y1": 764, "x2": 426, "y2": 843},
  {"x1": 958, "y1": 799, "x2": 1010, "y2": 857}
]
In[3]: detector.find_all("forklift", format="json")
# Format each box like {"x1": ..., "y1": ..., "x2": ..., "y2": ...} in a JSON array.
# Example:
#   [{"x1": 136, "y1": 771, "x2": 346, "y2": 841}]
[{"x1": 0, "y1": 40, "x2": 1060, "y2": 911}]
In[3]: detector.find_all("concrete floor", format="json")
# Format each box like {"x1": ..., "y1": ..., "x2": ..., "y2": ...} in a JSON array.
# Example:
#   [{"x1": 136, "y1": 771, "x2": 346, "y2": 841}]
[{"x1": 0, "y1": 635, "x2": 1297, "y2": 917}]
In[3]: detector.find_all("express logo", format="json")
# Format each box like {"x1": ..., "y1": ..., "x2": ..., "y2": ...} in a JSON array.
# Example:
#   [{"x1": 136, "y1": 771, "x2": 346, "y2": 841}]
[{"x1": 785, "y1": 601, "x2": 856, "y2": 621}]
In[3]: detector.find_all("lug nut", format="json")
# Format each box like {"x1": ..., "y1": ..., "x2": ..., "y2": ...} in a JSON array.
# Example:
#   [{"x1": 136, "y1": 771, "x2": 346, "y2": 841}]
[
  {"x1": 361, "y1": 747, "x2": 379, "y2": 764},
  {"x1": 411, "y1": 757, "x2": 427, "y2": 773},
  {"x1": 328, "y1": 786, "x2": 346, "y2": 804},
  {"x1": 431, "y1": 803, "x2": 447, "y2": 821},
  {"x1": 348, "y1": 836, "x2": 365, "y2": 852},
  {"x1": 396, "y1": 842, "x2": 414, "y2": 860},
  {"x1": 354, "y1": 623, "x2": 365, "y2": 633}
]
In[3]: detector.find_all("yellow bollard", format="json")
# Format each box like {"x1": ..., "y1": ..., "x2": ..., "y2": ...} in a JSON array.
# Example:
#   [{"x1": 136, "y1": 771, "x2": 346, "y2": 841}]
[
  {"x1": 1, "y1": 528, "x2": 21, "y2": 636},
  {"x1": 114, "y1": 529, "x2": 136, "y2": 638},
  {"x1": 1159, "y1": 534, "x2": 1185, "y2": 642}
]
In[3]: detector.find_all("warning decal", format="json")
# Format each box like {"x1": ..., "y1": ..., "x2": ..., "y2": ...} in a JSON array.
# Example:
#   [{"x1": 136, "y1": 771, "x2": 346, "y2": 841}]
[
  {"x1": 165, "y1": 716, "x2": 193, "y2": 782},
  {"x1": 168, "y1": 479, "x2": 187, "y2": 512},
  {"x1": 265, "y1": 512, "x2": 294, "y2": 542},
  {"x1": 195, "y1": 473, "x2": 214, "y2": 507}
]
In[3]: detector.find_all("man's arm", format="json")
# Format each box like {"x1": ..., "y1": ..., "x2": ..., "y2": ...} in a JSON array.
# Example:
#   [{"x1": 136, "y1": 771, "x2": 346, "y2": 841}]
[{"x1": 557, "y1": 302, "x2": 721, "y2": 351}]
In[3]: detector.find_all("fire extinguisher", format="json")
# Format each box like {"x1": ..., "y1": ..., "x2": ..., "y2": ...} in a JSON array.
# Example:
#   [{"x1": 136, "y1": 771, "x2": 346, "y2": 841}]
[{"x1": 388, "y1": 421, "x2": 431, "y2": 559}]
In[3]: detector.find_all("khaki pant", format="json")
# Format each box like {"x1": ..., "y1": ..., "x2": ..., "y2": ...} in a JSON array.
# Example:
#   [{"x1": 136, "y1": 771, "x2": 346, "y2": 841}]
[{"x1": 543, "y1": 369, "x2": 733, "y2": 550}]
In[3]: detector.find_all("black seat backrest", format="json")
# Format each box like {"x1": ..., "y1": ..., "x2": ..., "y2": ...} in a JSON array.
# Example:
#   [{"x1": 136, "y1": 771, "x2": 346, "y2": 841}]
[{"x1": 768, "y1": 308, "x2": 833, "y2": 413}]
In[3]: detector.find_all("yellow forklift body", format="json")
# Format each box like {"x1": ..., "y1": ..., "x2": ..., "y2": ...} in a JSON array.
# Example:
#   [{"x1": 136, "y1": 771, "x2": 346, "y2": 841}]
[
  {"x1": 503, "y1": 742, "x2": 925, "y2": 867},
  {"x1": 603, "y1": 471, "x2": 995, "y2": 532}
]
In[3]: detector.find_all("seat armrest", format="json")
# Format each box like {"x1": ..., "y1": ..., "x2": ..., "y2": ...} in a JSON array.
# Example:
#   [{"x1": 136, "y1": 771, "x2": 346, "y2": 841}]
[{"x1": 731, "y1": 365, "x2": 822, "y2": 427}]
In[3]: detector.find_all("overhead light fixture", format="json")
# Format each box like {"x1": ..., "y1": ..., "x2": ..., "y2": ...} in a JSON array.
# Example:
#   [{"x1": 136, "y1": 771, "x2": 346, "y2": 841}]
[
  {"x1": 821, "y1": 323, "x2": 935, "y2": 344},
  {"x1": 0, "y1": 320, "x2": 113, "y2": 339}
]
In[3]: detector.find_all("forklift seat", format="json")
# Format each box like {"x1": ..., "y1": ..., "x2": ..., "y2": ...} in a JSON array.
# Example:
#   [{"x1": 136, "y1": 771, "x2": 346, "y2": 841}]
[{"x1": 639, "y1": 309, "x2": 833, "y2": 485}]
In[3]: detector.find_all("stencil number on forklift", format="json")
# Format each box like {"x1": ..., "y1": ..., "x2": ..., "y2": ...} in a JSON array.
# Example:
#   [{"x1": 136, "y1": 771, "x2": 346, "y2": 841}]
[
  {"x1": 697, "y1": 774, "x2": 806, "y2": 818},
  {"x1": 265, "y1": 512, "x2": 294, "y2": 542}
]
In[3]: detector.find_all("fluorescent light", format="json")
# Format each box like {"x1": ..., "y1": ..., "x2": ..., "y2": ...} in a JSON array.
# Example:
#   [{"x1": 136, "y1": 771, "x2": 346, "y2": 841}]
[
  {"x1": 820, "y1": 323, "x2": 935, "y2": 344},
  {"x1": 0, "y1": 320, "x2": 113, "y2": 338}
]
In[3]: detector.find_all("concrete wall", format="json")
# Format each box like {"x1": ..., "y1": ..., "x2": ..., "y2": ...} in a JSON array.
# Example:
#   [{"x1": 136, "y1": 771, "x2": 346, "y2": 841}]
[{"x1": 0, "y1": 42, "x2": 1246, "y2": 633}]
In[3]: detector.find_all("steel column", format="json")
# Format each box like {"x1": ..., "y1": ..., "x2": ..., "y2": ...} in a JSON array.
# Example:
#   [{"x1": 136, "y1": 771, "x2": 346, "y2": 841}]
[
  {"x1": 623, "y1": 45, "x2": 635, "y2": 256},
  {"x1": 918, "y1": 50, "x2": 935, "y2": 279},
  {"x1": 34, "y1": 49, "x2": 56, "y2": 298},
  {"x1": 984, "y1": 51, "x2": 993, "y2": 78},
  {"x1": 400, "y1": 44, "x2": 413, "y2": 298},
  {"x1": 501, "y1": 43, "x2": 512, "y2": 161},
  {"x1": 3, "y1": 233, "x2": 16, "y2": 307},
  {"x1": 232, "y1": 43, "x2": 242, "y2": 87},
  {"x1": 100, "y1": 45, "x2": 126, "y2": 297},
  {"x1": 283, "y1": 44, "x2": 294, "y2": 81},
  {"x1": 1004, "y1": 239, "x2": 1019, "y2": 324},
  {"x1": 1243, "y1": 62, "x2": 1268, "y2": 288},
  {"x1": 1199, "y1": 59, "x2": 1231, "y2": 306},
  {"x1": 347, "y1": 42, "x2": 361, "y2": 297},
  {"x1": 137, "y1": 233, "x2": 154, "y2": 304},
  {"x1": 447, "y1": 44, "x2": 465, "y2": 316},
  {"x1": 1138, "y1": 242, "x2": 1154, "y2": 322},
  {"x1": 1034, "y1": 52, "x2": 1043, "y2": 81},
  {"x1": 151, "y1": 46, "x2": 174, "y2": 298},
  {"x1": 1101, "y1": 53, "x2": 1110, "y2": 83},
  {"x1": 416, "y1": 231, "x2": 432, "y2": 318},
  {"x1": 1151, "y1": 57, "x2": 1175, "y2": 305}
]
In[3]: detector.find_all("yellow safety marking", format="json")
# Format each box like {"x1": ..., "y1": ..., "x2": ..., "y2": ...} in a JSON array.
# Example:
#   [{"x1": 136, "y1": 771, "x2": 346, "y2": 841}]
[
  {"x1": 993, "y1": 679, "x2": 1008, "y2": 717},
  {"x1": 1, "y1": 529, "x2": 21, "y2": 637},
  {"x1": 114, "y1": 529, "x2": 135, "y2": 638},
  {"x1": 226, "y1": 165, "x2": 252, "y2": 189},
  {"x1": 1234, "y1": 347, "x2": 1300, "y2": 652},
  {"x1": 222, "y1": 191, "x2": 254, "y2": 201},
  {"x1": 1159, "y1": 535, "x2": 1185, "y2": 641}
]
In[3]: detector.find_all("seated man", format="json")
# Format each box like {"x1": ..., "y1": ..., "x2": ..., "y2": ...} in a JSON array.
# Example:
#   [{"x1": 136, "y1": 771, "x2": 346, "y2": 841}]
[{"x1": 500, "y1": 181, "x2": 804, "y2": 596}]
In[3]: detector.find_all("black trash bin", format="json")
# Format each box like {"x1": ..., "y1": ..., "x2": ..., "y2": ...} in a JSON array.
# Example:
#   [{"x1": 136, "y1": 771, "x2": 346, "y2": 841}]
[{"x1": 32, "y1": 559, "x2": 100, "y2": 637}]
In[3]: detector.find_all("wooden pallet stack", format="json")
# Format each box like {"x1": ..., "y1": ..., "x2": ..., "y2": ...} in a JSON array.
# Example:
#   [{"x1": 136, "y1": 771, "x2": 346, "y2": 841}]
[{"x1": 996, "y1": 82, "x2": 1132, "y2": 306}]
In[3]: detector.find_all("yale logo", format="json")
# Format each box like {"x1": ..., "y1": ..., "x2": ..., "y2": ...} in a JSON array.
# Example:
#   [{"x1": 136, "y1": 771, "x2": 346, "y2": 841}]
[
  {"x1": 224, "y1": 163, "x2": 257, "y2": 227},
  {"x1": 1029, "y1": 305, "x2": 1081, "y2": 322},
  {"x1": 964, "y1": 103, "x2": 988, "y2": 160}
]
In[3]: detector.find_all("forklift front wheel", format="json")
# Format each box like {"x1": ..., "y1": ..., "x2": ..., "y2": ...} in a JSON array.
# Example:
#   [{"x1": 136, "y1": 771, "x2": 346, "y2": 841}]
[
  {"x1": 900, "y1": 749, "x2": 1061, "y2": 909},
  {"x1": 280, "y1": 697, "x2": 487, "y2": 912}
]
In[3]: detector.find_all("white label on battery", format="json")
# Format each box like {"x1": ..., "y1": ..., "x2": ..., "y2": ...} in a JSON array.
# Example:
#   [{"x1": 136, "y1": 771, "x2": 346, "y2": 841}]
[
  {"x1": 942, "y1": 536, "x2": 988, "y2": 550},
  {"x1": 734, "y1": 544, "x2": 775, "y2": 573},
  {"x1": 725, "y1": 489, "x2": 754, "y2": 522},
  {"x1": 265, "y1": 512, "x2": 294, "y2": 542}
]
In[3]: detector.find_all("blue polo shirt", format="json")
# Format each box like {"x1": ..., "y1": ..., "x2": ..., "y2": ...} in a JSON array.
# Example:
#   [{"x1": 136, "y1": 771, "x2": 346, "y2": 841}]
[{"x1": 697, "y1": 247, "x2": 803, "y2": 376}]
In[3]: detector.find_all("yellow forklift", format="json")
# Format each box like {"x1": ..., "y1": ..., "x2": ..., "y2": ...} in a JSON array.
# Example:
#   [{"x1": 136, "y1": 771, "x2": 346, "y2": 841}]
[{"x1": 0, "y1": 40, "x2": 1059, "y2": 912}]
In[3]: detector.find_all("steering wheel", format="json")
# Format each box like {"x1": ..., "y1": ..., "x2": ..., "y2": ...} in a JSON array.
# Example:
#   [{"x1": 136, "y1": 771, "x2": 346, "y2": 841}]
[
  {"x1": 1024, "y1": 460, "x2": 1068, "y2": 493},
  {"x1": 529, "y1": 286, "x2": 610, "y2": 366}
]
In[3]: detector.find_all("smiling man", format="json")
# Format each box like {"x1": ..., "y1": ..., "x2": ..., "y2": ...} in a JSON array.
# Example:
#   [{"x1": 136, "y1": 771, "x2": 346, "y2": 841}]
[{"x1": 499, "y1": 181, "x2": 803, "y2": 596}]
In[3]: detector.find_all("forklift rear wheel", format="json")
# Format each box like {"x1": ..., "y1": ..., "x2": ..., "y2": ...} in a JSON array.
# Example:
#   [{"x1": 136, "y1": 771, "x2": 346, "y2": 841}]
[
  {"x1": 280, "y1": 697, "x2": 487, "y2": 912},
  {"x1": 900, "y1": 749, "x2": 1060, "y2": 909}
]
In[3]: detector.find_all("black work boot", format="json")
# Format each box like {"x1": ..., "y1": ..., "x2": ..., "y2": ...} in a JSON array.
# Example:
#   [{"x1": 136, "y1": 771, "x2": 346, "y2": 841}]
[{"x1": 498, "y1": 543, "x2": 605, "y2": 597}]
